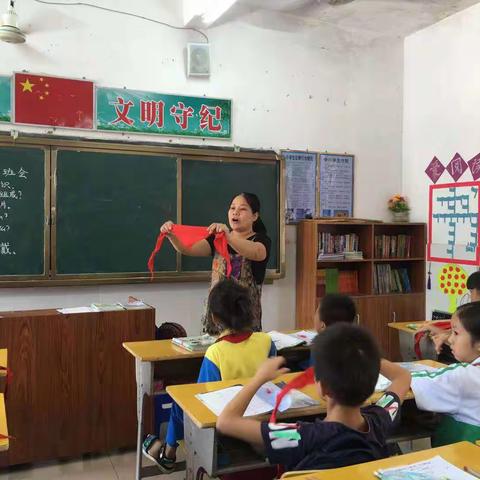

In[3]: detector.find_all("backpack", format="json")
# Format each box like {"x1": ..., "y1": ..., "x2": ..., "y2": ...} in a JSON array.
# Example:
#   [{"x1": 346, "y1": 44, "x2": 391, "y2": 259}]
[{"x1": 155, "y1": 322, "x2": 187, "y2": 340}]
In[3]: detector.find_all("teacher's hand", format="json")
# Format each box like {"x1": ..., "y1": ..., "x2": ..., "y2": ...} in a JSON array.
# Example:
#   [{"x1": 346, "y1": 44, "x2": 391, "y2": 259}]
[
  {"x1": 207, "y1": 223, "x2": 230, "y2": 235},
  {"x1": 160, "y1": 220, "x2": 174, "y2": 235}
]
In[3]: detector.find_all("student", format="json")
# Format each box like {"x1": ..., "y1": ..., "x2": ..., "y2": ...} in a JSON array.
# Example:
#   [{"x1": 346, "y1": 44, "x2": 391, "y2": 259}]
[
  {"x1": 315, "y1": 293, "x2": 357, "y2": 332},
  {"x1": 217, "y1": 323, "x2": 411, "y2": 471},
  {"x1": 421, "y1": 271, "x2": 480, "y2": 358},
  {"x1": 142, "y1": 279, "x2": 276, "y2": 473},
  {"x1": 411, "y1": 301, "x2": 480, "y2": 446}
]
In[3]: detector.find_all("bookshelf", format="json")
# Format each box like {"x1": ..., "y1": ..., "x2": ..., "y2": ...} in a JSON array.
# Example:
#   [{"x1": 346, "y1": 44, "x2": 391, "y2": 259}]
[{"x1": 296, "y1": 221, "x2": 426, "y2": 360}]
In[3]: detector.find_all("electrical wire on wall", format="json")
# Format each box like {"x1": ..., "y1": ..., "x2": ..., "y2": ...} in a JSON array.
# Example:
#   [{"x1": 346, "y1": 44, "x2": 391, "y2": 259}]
[{"x1": 31, "y1": 0, "x2": 209, "y2": 42}]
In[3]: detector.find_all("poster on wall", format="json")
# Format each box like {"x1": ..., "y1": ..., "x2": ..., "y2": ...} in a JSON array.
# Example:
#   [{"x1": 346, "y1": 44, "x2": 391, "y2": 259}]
[
  {"x1": 0, "y1": 76, "x2": 10, "y2": 123},
  {"x1": 96, "y1": 87, "x2": 231, "y2": 139},
  {"x1": 282, "y1": 150, "x2": 317, "y2": 224},
  {"x1": 428, "y1": 181, "x2": 480, "y2": 265},
  {"x1": 319, "y1": 154, "x2": 354, "y2": 217}
]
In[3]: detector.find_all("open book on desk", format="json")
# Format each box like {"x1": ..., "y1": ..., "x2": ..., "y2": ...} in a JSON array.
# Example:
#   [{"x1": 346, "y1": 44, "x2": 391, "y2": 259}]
[
  {"x1": 196, "y1": 381, "x2": 318, "y2": 417},
  {"x1": 375, "y1": 455, "x2": 478, "y2": 479},
  {"x1": 268, "y1": 330, "x2": 317, "y2": 351}
]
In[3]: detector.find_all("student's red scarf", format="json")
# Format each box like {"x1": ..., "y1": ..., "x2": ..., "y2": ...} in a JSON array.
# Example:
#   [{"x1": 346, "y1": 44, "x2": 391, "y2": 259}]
[
  {"x1": 270, "y1": 367, "x2": 315, "y2": 423},
  {"x1": 414, "y1": 320, "x2": 451, "y2": 359},
  {"x1": 147, "y1": 225, "x2": 232, "y2": 280}
]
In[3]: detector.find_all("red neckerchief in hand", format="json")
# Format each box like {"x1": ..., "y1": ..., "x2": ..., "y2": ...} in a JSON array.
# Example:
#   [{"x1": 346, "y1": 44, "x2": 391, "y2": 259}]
[
  {"x1": 269, "y1": 367, "x2": 315, "y2": 423},
  {"x1": 215, "y1": 332, "x2": 253, "y2": 344},
  {"x1": 147, "y1": 224, "x2": 232, "y2": 280},
  {"x1": 414, "y1": 320, "x2": 451, "y2": 359},
  {"x1": 0, "y1": 366, "x2": 12, "y2": 398}
]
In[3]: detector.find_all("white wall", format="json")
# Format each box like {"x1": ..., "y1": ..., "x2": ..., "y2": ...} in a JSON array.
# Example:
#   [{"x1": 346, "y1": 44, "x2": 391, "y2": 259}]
[
  {"x1": 403, "y1": 3, "x2": 480, "y2": 315},
  {"x1": 0, "y1": 0, "x2": 403, "y2": 333}
]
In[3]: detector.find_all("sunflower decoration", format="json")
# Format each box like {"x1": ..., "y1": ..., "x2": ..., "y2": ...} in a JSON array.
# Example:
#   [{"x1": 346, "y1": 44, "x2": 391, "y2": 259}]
[{"x1": 437, "y1": 264, "x2": 468, "y2": 313}]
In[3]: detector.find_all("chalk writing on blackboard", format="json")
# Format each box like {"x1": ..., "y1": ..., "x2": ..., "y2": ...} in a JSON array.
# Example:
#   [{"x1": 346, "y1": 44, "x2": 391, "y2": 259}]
[{"x1": 0, "y1": 166, "x2": 29, "y2": 256}]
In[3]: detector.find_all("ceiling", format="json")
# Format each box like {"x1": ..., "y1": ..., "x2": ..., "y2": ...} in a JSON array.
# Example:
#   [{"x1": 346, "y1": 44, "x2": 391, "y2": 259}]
[{"x1": 210, "y1": 0, "x2": 480, "y2": 43}]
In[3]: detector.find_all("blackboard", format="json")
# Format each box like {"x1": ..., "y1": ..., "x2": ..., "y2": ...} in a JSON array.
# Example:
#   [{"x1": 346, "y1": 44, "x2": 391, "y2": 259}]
[
  {"x1": 181, "y1": 159, "x2": 279, "y2": 272},
  {"x1": 0, "y1": 146, "x2": 46, "y2": 276},
  {"x1": 55, "y1": 149, "x2": 177, "y2": 274},
  {"x1": 0, "y1": 138, "x2": 282, "y2": 285}
]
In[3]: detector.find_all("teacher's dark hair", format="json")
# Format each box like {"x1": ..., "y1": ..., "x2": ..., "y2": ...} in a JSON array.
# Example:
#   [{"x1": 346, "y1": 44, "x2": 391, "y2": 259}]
[
  {"x1": 208, "y1": 279, "x2": 253, "y2": 332},
  {"x1": 236, "y1": 192, "x2": 267, "y2": 235}
]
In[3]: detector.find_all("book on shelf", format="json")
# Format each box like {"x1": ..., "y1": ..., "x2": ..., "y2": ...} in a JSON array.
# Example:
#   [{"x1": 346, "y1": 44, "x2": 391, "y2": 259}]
[
  {"x1": 196, "y1": 381, "x2": 318, "y2": 417},
  {"x1": 318, "y1": 268, "x2": 359, "y2": 295},
  {"x1": 171, "y1": 334, "x2": 216, "y2": 352},
  {"x1": 374, "y1": 265, "x2": 412, "y2": 294},
  {"x1": 318, "y1": 233, "x2": 360, "y2": 256},
  {"x1": 374, "y1": 234, "x2": 412, "y2": 259}
]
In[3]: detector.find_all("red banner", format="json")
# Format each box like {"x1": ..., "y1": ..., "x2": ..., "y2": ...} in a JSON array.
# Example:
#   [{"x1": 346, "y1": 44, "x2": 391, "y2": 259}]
[{"x1": 14, "y1": 73, "x2": 94, "y2": 129}]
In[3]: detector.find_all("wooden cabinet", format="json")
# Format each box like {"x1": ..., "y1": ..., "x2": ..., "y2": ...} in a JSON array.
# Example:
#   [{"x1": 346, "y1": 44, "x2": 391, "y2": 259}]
[{"x1": 296, "y1": 220, "x2": 426, "y2": 360}]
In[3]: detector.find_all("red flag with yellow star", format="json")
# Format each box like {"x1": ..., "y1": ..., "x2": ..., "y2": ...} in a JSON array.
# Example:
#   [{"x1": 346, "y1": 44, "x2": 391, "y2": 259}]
[{"x1": 14, "y1": 73, "x2": 94, "y2": 129}]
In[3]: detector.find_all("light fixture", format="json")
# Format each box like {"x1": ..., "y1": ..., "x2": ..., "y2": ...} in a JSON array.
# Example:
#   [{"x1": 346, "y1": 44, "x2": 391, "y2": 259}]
[{"x1": 0, "y1": 1, "x2": 26, "y2": 44}]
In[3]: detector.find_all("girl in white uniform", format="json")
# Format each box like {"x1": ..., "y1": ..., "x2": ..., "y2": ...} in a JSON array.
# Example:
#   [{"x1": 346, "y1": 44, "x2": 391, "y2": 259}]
[{"x1": 411, "y1": 301, "x2": 480, "y2": 446}]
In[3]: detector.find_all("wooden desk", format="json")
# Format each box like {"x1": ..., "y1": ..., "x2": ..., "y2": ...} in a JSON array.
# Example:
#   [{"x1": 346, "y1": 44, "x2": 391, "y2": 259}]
[
  {"x1": 123, "y1": 334, "x2": 312, "y2": 480},
  {"x1": 283, "y1": 441, "x2": 480, "y2": 479},
  {"x1": 0, "y1": 307, "x2": 155, "y2": 467},
  {"x1": 167, "y1": 360, "x2": 443, "y2": 480},
  {"x1": 388, "y1": 321, "x2": 437, "y2": 361}
]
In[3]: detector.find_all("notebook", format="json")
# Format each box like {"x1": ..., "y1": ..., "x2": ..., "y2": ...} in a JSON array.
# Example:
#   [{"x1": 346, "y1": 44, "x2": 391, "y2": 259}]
[
  {"x1": 268, "y1": 331, "x2": 306, "y2": 350},
  {"x1": 90, "y1": 303, "x2": 125, "y2": 312},
  {"x1": 290, "y1": 330, "x2": 317, "y2": 346},
  {"x1": 375, "y1": 455, "x2": 477, "y2": 479},
  {"x1": 171, "y1": 334, "x2": 216, "y2": 352},
  {"x1": 196, "y1": 381, "x2": 318, "y2": 417}
]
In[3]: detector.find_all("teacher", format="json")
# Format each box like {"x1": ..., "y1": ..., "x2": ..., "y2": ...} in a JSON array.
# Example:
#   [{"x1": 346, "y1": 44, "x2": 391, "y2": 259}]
[{"x1": 160, "y1": 192, "x2": 271, "y2": 334}]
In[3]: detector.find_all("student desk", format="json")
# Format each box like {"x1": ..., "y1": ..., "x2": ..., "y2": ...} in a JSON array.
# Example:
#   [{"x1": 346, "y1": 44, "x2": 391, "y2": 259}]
[
  {"x1": 388, "y1": 321, "x2": 437, "y2": 361},
  {"x1": 123, "y1": 336, "x2": 311, "y2": 480},
  {"x1": 0, "y1": 349, "x2": 7, "y2": 452},
  {"x1": 282, "y1": 441, "x2": 480, "y2": 479},
  {"x1": 167, "y1": 359, "x2": 442, "y2": 480}
]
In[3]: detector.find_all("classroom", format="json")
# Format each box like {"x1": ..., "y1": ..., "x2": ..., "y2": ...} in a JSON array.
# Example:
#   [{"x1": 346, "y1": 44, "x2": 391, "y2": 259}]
[{"x1": 1, "y1": 0, "x2": 480, "y2": 479}]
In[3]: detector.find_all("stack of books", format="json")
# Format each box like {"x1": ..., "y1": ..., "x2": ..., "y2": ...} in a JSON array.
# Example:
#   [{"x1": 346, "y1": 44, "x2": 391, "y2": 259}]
[
  {"x1": 171, "y1": 334, "x2": 216, "y2": 352},
  {"x1": 318, "y1": 233, "x2": 360, "y2": 256},
  {"x1": 344, "y1": 251, "x2": 364, "y2": 260},
  {"x1": 374, "y1": 265, "x2": 412, "y2": 294},
  {"x1": 374, "y1": 234, "x2": 412, "y2": 258},
  {"x1": 317, "y1": 268, "x2": 359, "y2": 295}
]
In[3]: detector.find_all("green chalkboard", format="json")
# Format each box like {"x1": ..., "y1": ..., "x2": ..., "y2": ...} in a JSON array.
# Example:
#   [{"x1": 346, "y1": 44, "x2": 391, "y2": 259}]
[
  {"x1": 0, "y1": 146, "x2": 46, "y2": 276},
  {"x1": 55, "y1": 150, "x2": 177, "y2": 275},
  {"x1": 181, "y1": 159, "x2": 279, "y2": 272}
]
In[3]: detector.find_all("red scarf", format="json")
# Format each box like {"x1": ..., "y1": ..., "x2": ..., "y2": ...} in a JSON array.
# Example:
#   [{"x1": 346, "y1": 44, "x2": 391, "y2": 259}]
[
  {"x1": 147, "y1": 225, "x2": 231, "y2": 280},
  {"x1": 414, "y1": 320, "x2": 451, "y2": 359},
  {"x1": 270, "y1": 367, "x2": 315, "y2": 423},
  {"x1": 215, "y1": 332, "x2": 253, "y2": 344}
]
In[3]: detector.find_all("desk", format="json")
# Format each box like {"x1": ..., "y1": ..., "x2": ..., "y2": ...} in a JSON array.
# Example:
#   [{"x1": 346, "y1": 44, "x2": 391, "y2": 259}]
[
  {"x1": 388, "y1": 321, "x2": 437, "y2": 361},
  {"x1": 167, "y1": 360, "x2": 442, "y2": 480},
  {"x1": 123, "y1": 335, "x2": 311, "y2": 480},
  {"x1": 283, "y1": 441, "x2": 480, "y2": 479}
]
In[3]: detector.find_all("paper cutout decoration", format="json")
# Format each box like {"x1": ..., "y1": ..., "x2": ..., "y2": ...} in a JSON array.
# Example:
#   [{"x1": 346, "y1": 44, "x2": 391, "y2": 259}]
[
  {"x1": 446, "y1": 153, "x2": 468, "y2": 182},
  {"x1": 468, "y1": 153, "x2": 480, "y2": 181},
  {"x1": 425, "y1": 156, "x2": 445, "y2": 184},
  {"x1": 428, "y1": 182, "x2": 480, "y2": 265},
  {"x1": 437, "y1": 264, "x2": 467, "y2": 312}
]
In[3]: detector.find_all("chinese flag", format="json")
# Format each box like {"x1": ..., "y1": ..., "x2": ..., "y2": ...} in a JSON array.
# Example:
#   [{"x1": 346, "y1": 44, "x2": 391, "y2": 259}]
[{"x1": 14, "y1": 73, "x2": 94, "y2": 129}]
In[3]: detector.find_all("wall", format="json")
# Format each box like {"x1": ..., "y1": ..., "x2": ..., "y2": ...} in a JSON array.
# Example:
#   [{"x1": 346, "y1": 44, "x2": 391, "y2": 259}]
[
  {"x1": 0, "y1": 0, "x2": 403, "y2": 332},
  {"x1": 403, "y1": 3, "x2": 480, "y2": 316}
]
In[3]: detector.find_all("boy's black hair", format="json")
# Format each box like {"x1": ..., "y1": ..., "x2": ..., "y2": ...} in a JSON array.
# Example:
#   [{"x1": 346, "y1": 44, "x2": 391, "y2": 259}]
[
  {"x1": 466, "y1": 271, "x2": 480, "y2": 291},
  {"x1": 312, "y1": 323, "x2": 380, "y2": 407},
  {"x1": 455, "y1": 301, "x2": 480, "y2": 345},
  {"x1": 208, "y1": 279, "x2": 253, "y2": 331},
  {"x1": 320, "y1": 294, "x2": 357, "y2": 327}
]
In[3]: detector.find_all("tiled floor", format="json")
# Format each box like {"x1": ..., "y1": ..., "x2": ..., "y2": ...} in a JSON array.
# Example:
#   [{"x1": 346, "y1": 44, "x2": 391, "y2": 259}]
[{"x1": 1, "y1": 450, "x2": 187, "y2": 480}]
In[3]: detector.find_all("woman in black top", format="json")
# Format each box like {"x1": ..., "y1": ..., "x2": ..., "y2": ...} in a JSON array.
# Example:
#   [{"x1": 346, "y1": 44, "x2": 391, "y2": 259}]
[{"x1": 160, "y1": 192, "x2": 271, "y2": 332}]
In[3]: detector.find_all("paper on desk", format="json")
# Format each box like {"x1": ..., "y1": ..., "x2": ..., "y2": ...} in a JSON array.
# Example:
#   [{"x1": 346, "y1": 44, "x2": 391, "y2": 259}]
[
  {"x1": 290, "y1": 330, "x2": 317, "y2": 346},
  {"x1": 196, "y1": 382, "x2": 302, "y2": 417},
  {"x1": 398, "y1": 362, "x2": 439, "y2": 374},
  {"x1": 375, "y1": 373, "x2": 392, "y2": 392},
  {"x1": 57, "y1": 307, "x2": 94, "y2": 314},
  {"x1": 375, "y1": 455, "x2": 477, "y2": 479}
]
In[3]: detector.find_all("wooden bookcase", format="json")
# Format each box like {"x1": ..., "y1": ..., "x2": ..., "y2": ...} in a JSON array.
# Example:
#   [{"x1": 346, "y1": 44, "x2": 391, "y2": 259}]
[{"x1": 296, "y1": 221, "x2": 426, "y2": 360}]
